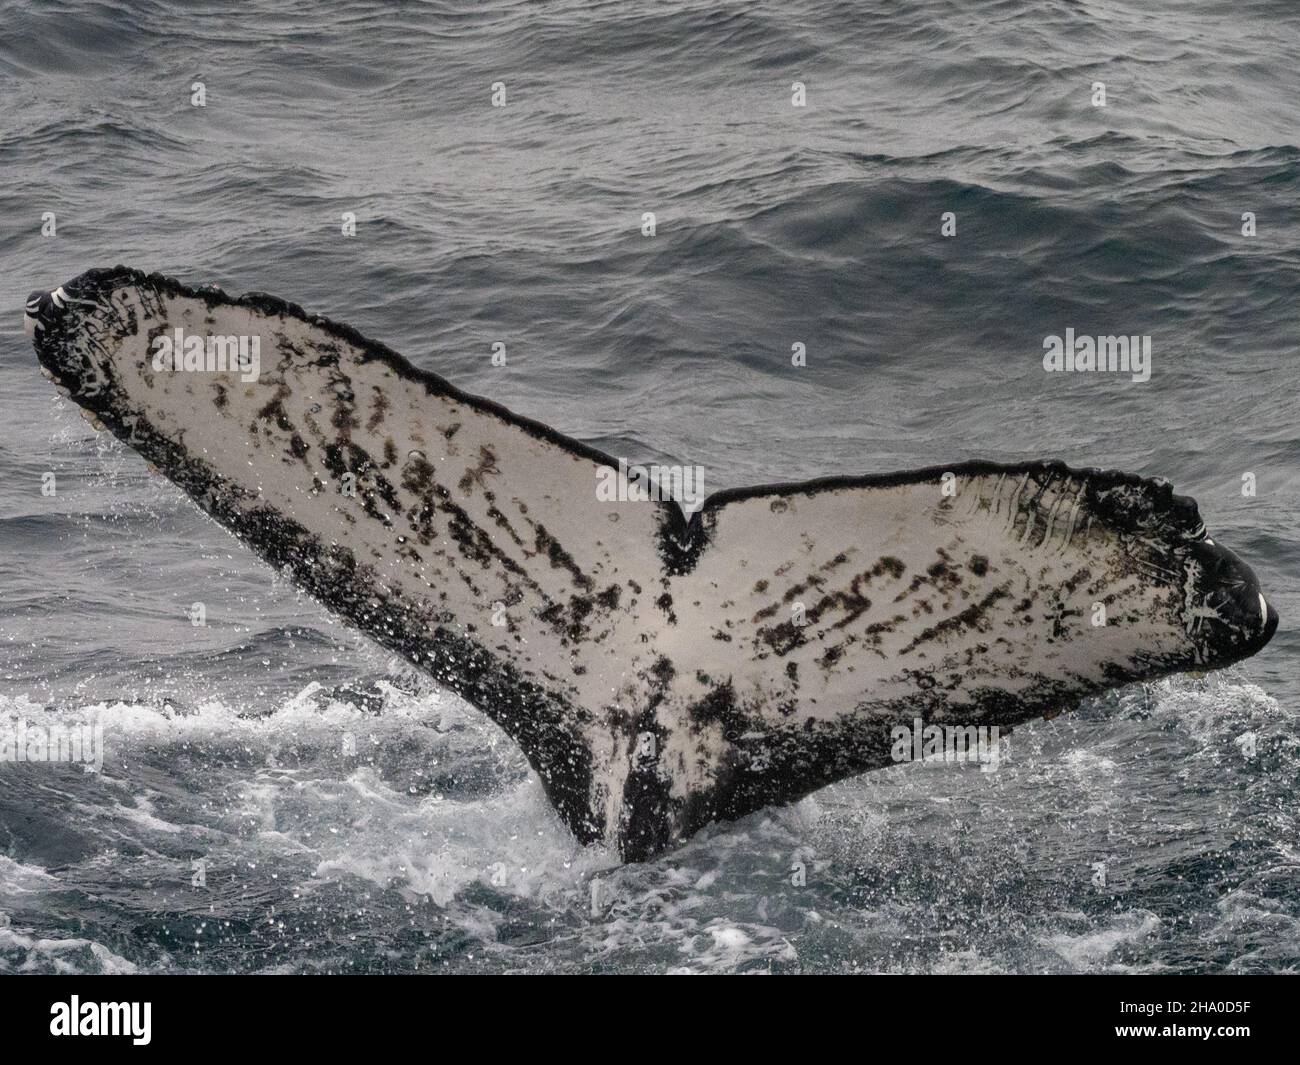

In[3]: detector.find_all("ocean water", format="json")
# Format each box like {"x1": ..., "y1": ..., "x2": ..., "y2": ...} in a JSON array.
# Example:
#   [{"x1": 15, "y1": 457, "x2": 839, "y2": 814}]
[{"x1": 1, "y1": 0, "x2": 1297, "y2": 974}]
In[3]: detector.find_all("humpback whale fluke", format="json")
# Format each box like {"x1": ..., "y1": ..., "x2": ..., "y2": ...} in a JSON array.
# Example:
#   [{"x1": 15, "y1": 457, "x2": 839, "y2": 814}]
[{"x1": 28, "y1": 267, "x2": 1277, "y2": 861}]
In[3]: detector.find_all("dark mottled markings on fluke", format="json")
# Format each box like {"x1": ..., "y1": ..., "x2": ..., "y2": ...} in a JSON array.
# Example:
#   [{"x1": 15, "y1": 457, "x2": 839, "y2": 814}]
[
  {"x1": 900, "y1": 585, "x2": 1013, "y2": 655},
  {"x1": 366, "y1": 388, "x2": 389, "y2": 432},
  {"x1": 534, "y1": 523, "x2": 592, "y2": 590}
]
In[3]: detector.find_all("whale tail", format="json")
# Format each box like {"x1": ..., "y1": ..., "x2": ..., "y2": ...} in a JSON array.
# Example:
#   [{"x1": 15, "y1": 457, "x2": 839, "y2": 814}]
[{"x1": 29, "y1": 268, "x2": 1277, "y2": 860}]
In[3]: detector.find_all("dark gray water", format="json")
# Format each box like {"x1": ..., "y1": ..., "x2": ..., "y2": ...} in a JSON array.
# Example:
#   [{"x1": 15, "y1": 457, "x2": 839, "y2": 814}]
[{"x1": 1, "y1": 0, "x2": 1297, "y2": 973}]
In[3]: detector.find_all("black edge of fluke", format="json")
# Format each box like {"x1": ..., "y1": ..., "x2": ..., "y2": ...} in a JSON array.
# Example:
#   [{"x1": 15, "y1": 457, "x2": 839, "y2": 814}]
[
  {"x1": 24, "y1": 286, "x2": 70, "y2": 339},
  {"x1": 22, "y1": 269, "x2": 1210, "y2": 506},
  {"x1": 28, "y1": 267, "x2": 1210, "y2": 531}
]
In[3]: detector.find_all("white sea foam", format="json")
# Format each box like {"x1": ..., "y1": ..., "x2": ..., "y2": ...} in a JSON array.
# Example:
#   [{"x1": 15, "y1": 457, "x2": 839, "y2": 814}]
[
  {"x1": 1039, "y1": 911, "x2": 1161, "y2": 969},
  {"x1": 0, "y1": 926, "x2": 139, "y2": 975},
  {"x1": 0, "y1": 674, "x2": 1292, "y2": 973}
]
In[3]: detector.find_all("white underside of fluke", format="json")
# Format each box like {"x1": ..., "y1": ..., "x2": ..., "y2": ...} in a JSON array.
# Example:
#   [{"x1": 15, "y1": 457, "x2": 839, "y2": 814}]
[{"x1": 33, "y1": 271, "x2": 1252, "y2": 858}]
